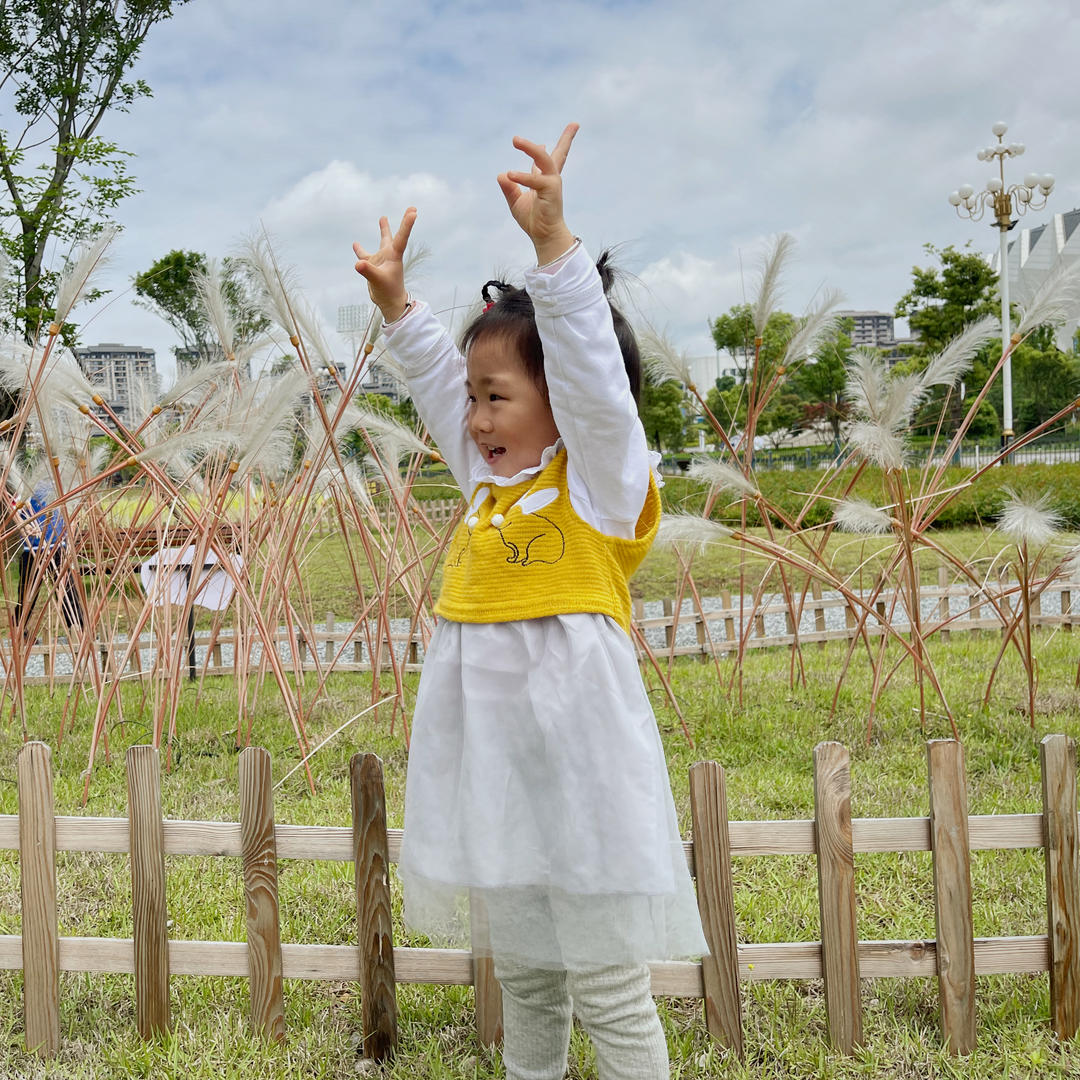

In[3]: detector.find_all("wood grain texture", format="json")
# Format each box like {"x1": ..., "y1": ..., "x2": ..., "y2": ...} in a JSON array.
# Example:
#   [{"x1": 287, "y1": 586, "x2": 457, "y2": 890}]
[
  {"x1": 351, "y1": 753, "x2": 397, "y2": 1060},
  {"x1": 238, "y1": 748, "x2": 284, "y2": 1042},
  {"x1": 813, "y1": 741, "x2": 862, "y2": 1052},
  {"x1": 0, "y1": 807, "x2": 1055, "y2": 863},
  {"x1": 469, "y1": 894, "x2": 503, "y2": 1047},
  {"x1": 17, "y1": 742, "x2": 59, "y2": 1057},
  {"x1": 927, "y1": 739, "x2": 975, "y2": 1055},
  {"x1": 689, "y1": 761, "x2": 743, "y2": 1057},
  {"x1": 1040, "y1": 734, "x2": 1080, "y2": 1039},
  {"x1": 126, "y1": 746, "x2": 170, "y2": 1037}
]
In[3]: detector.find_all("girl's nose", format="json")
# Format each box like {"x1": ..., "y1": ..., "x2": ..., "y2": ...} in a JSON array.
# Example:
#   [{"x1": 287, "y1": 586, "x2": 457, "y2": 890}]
[{"x1": 469, "y1": 407, "x2": 494, "y2": 434}]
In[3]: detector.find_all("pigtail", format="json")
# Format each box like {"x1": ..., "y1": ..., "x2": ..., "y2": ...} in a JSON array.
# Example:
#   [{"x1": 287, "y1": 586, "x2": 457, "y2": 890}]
[{"x1": 595, "y1": 249, "x2": 643, "y2": 409}]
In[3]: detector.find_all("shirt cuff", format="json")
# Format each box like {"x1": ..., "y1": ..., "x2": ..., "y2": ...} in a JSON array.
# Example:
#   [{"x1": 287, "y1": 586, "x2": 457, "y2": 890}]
[{"x1": 536, "y1": 238, "x2": 582, "y2": 274}]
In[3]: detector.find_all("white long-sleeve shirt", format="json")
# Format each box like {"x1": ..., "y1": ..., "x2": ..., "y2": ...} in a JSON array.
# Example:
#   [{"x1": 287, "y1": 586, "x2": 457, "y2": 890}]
[{"x1": 381, "y1": 243, "x2": 655, "y2": 539}]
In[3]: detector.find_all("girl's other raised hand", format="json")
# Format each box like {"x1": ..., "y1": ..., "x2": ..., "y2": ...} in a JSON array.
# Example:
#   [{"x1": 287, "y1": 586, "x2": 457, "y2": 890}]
[
  {"x1": 352, "y1": 207, "x2": 417, "y2": 322},
  {"x1": 497, "y1": 123, "x2": 579, "y2": 265}
]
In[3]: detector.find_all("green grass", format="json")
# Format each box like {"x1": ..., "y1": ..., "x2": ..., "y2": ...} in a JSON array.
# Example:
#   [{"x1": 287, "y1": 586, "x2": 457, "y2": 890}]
[{"x1": 2, "y1": 629, "x2": 1080, "y2": 1076}]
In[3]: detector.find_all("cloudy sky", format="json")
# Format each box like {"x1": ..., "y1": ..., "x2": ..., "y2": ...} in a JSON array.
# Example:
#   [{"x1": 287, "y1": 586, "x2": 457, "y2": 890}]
[{"x1": 13, "y1": 0, "x2": 1080, "y2": 387}]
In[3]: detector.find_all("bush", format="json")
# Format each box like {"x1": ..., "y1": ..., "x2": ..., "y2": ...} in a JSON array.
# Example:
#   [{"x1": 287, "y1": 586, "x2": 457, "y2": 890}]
[{"x1": 661, "y1": 462, "x2": 1080, "y2": 530}]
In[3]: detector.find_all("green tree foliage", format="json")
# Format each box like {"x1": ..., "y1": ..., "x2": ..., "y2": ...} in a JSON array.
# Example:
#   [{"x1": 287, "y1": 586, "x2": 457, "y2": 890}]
[
  {"x1": 895, "y1": 242, "x2": 998, "y2": 352},
  {"x1": 1012, "y1": 341, "x2": 1080, "y2": 434},
  {"x1": 0, "y1": 1, "x2": 187, "y2": 343},
  {"x1": 639, "y1": 378, "x2": 687, "y2": 453},
  {"x1": 133, "y1": 250, "x2": 269, "y2": 364},
  {"x1": 711, "y1": 303, "x2": 795, "y2": 384},
  {"x1": 792, "y1": 325, "x2": 851, "y2": 447},
  {"x1": 895, "y1": 242, "x2": 1002, "y2": 434}
]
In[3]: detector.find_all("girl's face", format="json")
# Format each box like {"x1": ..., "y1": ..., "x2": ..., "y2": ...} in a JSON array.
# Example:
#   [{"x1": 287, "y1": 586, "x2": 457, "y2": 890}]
[{"x1": 466, "y1": 336, "x2": 559, "y2": 478}]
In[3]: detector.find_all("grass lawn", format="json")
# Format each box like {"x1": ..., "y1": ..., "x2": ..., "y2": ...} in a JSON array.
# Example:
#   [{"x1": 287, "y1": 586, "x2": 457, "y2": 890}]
[{"x1": 2, "y1": 626, "x2": 1080, "y2": 1077}]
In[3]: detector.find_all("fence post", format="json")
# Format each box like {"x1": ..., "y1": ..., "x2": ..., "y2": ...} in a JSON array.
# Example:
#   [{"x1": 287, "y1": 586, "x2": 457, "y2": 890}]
[
  {"x1": 926, "y1": 739, "x2": 975, "y2": 1055},
  {"x1": 470, "y1": 895, "x2": 503, "y2": 1047},
  {"x1": 239, "y1": 748, "x2": 285, "y2": 1042},
  {"x1": 1062, "y1": 588, "x2": 1072, "y2": 634},
  {"x1": 325, "y1": 613, "x2": 335, "y2": 664},
  {"x1": 1040, "y1": 734, "x2": 1080, "y2": 1039},
  {"x1": 721, "y1": 589, "x2": 735, "y2": 647},
  {"x1": 688, "y1": 761, "x2": 743, "y2": 1057},
  {"x1": 126, "y1": 746, "x2": 171, "y2": 1037},
  {"x1": 662, "y1": 597, "x2": 674, "y2": 651},
  {"x1": 350, "y1": 753, "x2": 397, "y2": 1060},
  {"x1": 812, "y1": 580, "x2": 826, "y2": 648},
  {"x1": 937, "y1": 567, "x2": 950, "y2": 642},
  {"x1": 813, "y1": 741, "x2": 862, "y2": 1052},
  {"x1": 17, "y1": 742, "x2": 59, "y2": 1057}
]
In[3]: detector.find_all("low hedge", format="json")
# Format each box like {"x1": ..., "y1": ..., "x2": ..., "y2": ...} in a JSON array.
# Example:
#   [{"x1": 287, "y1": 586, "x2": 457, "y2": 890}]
[{"x1": 661, "y1": 462, "x2": 1080, "y2": 531}]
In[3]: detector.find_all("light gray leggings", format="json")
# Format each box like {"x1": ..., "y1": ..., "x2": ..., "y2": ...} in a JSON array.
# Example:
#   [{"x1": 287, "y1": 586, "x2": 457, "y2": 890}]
[{"x1": 492, "y1": 956, "x2": 669, "y2": 1080}]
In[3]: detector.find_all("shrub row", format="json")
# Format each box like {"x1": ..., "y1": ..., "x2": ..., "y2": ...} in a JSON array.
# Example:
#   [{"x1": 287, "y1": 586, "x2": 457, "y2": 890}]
[{"x1": 661, "y1": 462, "x2": 1080, "y2": 531}]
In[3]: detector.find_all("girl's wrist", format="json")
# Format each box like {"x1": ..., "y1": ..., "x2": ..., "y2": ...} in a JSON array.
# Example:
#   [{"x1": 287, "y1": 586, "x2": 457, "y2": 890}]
[
  {"x1": 380, "y1": 295, "x2": 413, "y2": 324},
  {"x1": 533, "y1": 226, "x2": 576, "y2": 267}
]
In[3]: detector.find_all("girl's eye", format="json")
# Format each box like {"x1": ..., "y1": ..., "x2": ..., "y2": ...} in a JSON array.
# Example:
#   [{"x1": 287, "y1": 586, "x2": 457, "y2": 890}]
[
  {"x1": 489, "y1": 394, "x2": 501, "y2": 402},
  {"x1": 467, "y1": 394, "x2": 476, "y2": 403}
]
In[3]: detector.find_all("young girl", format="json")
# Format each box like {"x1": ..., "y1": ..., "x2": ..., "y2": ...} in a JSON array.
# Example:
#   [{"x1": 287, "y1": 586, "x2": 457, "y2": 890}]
[{"x1": 353, "y1": 124, "x2": 706, "y2": 1080}]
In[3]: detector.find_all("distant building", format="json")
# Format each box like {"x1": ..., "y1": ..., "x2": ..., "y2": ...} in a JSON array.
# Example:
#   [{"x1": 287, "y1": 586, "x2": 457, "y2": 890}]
[
  {"x1": 337, "y1": 303, "x2": 404, "y2": 401},
  {"x1": 993, "y1": 207, "x2": 1080, "y2": 351},
  {"x1": 837, "y1": 310, "x2": 896, "y2": 350},
  {"x1": 73, "y1": 343, "x2": 158, "y2": 421}
]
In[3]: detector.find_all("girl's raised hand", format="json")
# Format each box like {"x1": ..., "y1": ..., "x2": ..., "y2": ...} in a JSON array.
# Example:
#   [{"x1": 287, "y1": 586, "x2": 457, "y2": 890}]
[
  {"x1": 497, "y1": 123, "x2": 579, "y2": 265},
  {"x1": 353, "y1": 207, "x2": 417, "y2": 322}
]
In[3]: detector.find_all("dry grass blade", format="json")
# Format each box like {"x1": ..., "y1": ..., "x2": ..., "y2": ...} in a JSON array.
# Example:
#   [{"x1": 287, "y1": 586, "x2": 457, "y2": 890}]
[{"x1": 158, "y1": 360, "x2": 234, "y2": 408}]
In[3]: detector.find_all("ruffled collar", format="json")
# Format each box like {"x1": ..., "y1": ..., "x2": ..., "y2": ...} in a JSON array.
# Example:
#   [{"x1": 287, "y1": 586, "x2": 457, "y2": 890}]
[{"x1": 472, "y1": 438, "x2": 564, "y2": 487}]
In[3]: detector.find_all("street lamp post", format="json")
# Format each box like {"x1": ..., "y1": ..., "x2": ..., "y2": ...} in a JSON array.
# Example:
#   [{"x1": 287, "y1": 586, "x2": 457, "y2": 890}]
[{"x1": 948, "y1": 121, "x2": 1054, "y2": 445}]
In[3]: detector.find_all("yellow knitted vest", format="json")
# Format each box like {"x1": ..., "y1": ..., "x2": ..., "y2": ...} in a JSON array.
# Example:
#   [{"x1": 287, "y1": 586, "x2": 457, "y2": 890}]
[{"x1": 436, "y1": 449, "x2": 659, "y2": 635}]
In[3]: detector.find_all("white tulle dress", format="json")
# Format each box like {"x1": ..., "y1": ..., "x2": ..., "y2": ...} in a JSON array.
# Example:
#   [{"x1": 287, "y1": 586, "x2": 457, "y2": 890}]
[{"x1": 381, "y1": 243, "x2": 708, "y2": 969}]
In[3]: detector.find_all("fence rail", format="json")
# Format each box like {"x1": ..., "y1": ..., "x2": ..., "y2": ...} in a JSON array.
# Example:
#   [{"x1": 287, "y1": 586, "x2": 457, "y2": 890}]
[
  {"x1": 6, "y1": 571, "x2": 1076, "y2": 686},
  {"x1": 3, "y1": 737, "x2": 1079, "y2": 1059}
]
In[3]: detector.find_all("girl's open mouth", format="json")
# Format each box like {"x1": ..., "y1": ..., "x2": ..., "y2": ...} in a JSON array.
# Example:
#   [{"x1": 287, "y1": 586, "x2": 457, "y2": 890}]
[{"x1": 485, "y1": 445, "x2": 506, "y2": 459}]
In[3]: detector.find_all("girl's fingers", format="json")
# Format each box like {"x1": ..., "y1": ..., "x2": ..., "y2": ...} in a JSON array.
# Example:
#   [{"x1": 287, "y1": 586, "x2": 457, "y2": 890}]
[
  {"x1": 378, "y1": 216, "x2": 392, "y2": 244},
  {"x1": 352, "y1": 241, "x2": 371, "y2": 260},
  {"x1": 392, "y1": 207, "x2": 418, "y2": 252},
  {"x1": 549, "y1": 122, "x2": 579, "y2": 170},
  {"x1": 510, "y1": 135, "x2": 557, "y2": 175}
]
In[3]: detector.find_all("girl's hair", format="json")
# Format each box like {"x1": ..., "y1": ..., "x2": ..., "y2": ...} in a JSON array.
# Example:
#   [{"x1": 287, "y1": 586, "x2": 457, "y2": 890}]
[{"x1": 459, "y1": 250, "x2": 642, "y2": 407}]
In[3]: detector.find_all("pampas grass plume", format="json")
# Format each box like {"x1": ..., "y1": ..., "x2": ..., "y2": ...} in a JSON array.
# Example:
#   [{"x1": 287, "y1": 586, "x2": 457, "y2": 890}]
[
  {"x1": 639, "y1": 326, "x2": 694, "y2": 386},
  {"x1": 687, "y1": 458, "x2": 757, "y2": 497},
  {"x1": 997, "y1": 489, "x2": 1062, "y2": 548},
  {"x1": 920, "y1": 315, "x2": 999, "y2": 390},
  {"x1": 833, "y1": 498, "x2": 893, "y2": 534},
  {"x1": 1014, "y1": 257, "x2": 1080, "y2": 341},
  {"x1": 752, "y1": 234, "x2": 796, "y2": 337},
  {"x1": 52, "y1": 227, "x2": 117, "y2": 325},
  {"x1": 656, "y1": 511, "x2": 732, "y2": 551}
]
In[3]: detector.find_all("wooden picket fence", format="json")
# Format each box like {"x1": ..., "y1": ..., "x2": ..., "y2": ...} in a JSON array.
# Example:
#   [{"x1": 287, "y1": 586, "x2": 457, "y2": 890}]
[
  {"x1": 3, "y1": 735, "x2": 1080, "y2": 1060},
  {"x1": 10, "y1": 571, "x2": 1077, "y2": 686}
]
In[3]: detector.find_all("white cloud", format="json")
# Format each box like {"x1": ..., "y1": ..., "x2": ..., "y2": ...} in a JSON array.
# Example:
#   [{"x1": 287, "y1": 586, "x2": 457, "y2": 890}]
[{"x1": 5, "y1": 0, "x2": 1077, "y2": 391}]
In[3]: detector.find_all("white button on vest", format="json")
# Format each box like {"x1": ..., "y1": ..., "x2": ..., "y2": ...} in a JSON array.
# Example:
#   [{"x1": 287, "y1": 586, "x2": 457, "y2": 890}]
[
  {"x1": 467, "y1": 515, "x2": 479, "y2": 530},
  {"x1": 491, "y1": 513, "x2": 505, "y2": 527}
]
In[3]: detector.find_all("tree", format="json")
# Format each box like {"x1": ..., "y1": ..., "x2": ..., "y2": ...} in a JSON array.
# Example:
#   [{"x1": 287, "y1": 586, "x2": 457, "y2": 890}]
[
  {"x1": 0, "y1": 1, "x2": 187, "y2": 343},
  {"x1": 711, "y1": 303, "x2": 796, "y2": 384},
  {"x1": 895, "y1": 243, "x2": 998, "y2": 353},
  {"x1": 133, "y1": 250, "x2": 269, "y2": 366},
  {"x1": 639, "y1": 378, "x2": 687, "y2": 453},
  {"x1": 895, "y1": 243, "x2": 1001, "y2": 433},
  {"x1": 792, "y1": 325, "x2": 852, "y2": 447},
  {"x1": 1013, "y1": 342, "x2": 1080, "y2": 433}
]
